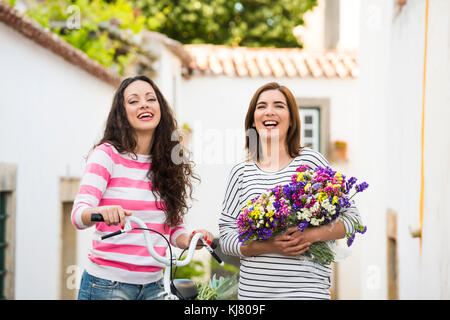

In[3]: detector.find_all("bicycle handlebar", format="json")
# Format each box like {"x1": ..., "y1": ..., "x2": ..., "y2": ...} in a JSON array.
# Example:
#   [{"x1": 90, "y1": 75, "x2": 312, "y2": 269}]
[{"x1": 90, "y1": 213, "x2": 223, "y2": 266}]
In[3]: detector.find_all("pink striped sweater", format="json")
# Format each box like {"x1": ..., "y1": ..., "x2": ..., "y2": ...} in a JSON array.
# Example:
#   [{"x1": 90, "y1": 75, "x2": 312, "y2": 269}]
[{"x1": 71, "y1": 143, "x2": 188, "y2": 284}]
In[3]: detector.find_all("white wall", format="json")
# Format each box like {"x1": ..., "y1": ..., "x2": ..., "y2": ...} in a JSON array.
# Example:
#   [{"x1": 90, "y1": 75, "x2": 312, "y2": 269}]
[
  {"x1": 148, "y1": 43, "x2": 183, "y2": 113},
  {"x1": 339, "y1": 0, "x2": 360, "y2": 51},
  {"x1": 420, "y1": 0, "x2": 450, "y2": 298},
  {"x1": 0, "y1": 23, "x2": 115, "y2": 299},
  {"x1": 357, "y1": 0, "x2": 450, "y2": 299},
  {"x1": 389, "y1": 0, "x2": 450, "y2": 299}
]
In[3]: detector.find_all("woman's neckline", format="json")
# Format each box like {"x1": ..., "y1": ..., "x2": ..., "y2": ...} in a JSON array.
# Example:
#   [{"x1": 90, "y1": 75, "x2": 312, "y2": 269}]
[{"x1": 252, "y1": 157, "x2": 296, "y2": 173}]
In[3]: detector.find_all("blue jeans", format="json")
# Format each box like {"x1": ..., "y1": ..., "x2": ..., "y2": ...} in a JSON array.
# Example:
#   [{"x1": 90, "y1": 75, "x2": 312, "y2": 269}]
[{"x1": 77, "y1": 270, "x2": 165, "y2": 300}]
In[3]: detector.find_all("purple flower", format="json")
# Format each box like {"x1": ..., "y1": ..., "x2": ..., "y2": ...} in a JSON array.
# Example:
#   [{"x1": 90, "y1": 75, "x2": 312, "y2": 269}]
[
  {"x1": 312, "y1": 182, "x2": 322, "y2": 190},
  {"x1": 297, "y1": 221, "x2": 309, "y2": 232},
  {"x1": 347, "y1": 233, "x2": 355, "y2": 247},
  {"x1": 358, "y1": 225, "x2": 367, "y2": 234},
  {"x1": 355, "y1": 182, "x2": 369, "y2": 193},
  {"x1": 238, "y1": 164, "x2": 368, "y2": 252}
]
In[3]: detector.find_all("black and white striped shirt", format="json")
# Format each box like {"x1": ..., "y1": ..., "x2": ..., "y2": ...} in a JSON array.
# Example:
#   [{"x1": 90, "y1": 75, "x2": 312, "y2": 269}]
[{"x1": 219, "y1": 148, "x2": 362, "y2": 300}]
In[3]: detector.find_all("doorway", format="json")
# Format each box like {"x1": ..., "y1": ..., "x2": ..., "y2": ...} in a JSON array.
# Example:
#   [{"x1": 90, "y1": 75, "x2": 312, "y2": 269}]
[{"x1": 59, "y1": 178, "x2": 80, "y2": 300}]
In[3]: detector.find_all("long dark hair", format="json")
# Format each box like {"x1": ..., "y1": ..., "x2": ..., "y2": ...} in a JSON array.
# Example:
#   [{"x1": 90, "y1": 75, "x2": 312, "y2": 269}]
[
  {"x1": 244, "y1": 82, "x2": 302, "y2": 161},
  {"x1": 96, "y1": 75, "x2": 198, "y2": 226}
]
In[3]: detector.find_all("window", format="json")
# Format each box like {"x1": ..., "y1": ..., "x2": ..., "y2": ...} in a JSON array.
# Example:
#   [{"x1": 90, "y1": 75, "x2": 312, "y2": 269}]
[
  {"x1": 299, "y1": 107, "x2": 320, "y2": 151},
  {"x1": 0, "y1": 192, "x2": 6, "y2": 300},
  {"x1": 59, "y1": 177, "x2": 80, "y2": 299},
  {"x1": 298, "y1": 98, "x2": 331, "y2": 157},
  {"x1": 0, "y1": 163, "x2": 16, "y2": 300}
]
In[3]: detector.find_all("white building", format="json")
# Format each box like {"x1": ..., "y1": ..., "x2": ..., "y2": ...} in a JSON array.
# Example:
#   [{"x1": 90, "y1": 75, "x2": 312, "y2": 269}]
[
  {"x1": 3, "y1": 0, "x2": 447, "y2": 301},
  {"x1": 0, "y1": 2, "x2": 122, "y2": 299},
  {"x1": 0, "y1": 0, "x2": 364, "y2": 299},
  {"x1": 356, "y1": 0, "x2": 450, "y2": 299}
]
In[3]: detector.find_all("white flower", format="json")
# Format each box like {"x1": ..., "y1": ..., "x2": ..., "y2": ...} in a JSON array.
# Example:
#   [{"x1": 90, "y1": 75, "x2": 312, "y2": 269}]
[
  {"x1": 312, "y1": 202, "x2": 320, "y2": 212},
  {"x1": 298, "y1": 208, "x2": 311, "y2": 221},
  {"x1": 311, "y1": 216, "x2": 325, "y2": 226},
  {"x1": 263, "y1": 190, "x2": 272, "y2": 197}
]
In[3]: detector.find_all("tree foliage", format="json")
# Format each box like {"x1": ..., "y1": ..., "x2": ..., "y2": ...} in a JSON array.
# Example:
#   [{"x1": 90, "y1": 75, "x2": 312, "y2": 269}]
[
  {"x1": 131, "y1": 0, "x2": 317, "y2": 47},
  {"x1": 17, "y1": 0, "x2": 146, "y2": 75},
  {"x1": 5, "y1": 0, "x2": 317, "y2": 73}
]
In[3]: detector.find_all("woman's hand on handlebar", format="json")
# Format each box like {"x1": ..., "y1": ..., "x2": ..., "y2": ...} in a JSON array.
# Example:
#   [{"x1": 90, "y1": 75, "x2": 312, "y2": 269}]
[
  {"x1": 177, "y1": 230, "x2": 214, "y2": 250},
  {"x1": 82, "y1": 206, "x2": 132, "y2": 229}
]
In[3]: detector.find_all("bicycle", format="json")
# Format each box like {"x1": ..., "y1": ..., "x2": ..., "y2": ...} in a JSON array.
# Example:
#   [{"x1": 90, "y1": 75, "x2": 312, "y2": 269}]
[{"x1": 90, "y1": 213, "x2": 223, "y2": 300}]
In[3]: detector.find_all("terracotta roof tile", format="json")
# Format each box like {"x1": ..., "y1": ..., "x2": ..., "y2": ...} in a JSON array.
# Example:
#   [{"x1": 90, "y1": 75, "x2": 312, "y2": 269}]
[{"x1": 184, "y1": 44, "x2": 358, "y2": 79}]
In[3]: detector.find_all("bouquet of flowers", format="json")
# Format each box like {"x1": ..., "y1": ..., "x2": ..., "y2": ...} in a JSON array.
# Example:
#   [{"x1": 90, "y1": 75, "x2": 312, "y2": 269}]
[{"x1": 237, "y1": 165, "x2": 368, "y2": 265}]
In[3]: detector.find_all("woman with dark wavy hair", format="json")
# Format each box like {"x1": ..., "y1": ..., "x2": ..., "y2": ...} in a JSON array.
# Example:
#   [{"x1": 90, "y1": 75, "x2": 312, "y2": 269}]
[{"x1": 72, "y1": 75, "x2": 212, "y2": 300}]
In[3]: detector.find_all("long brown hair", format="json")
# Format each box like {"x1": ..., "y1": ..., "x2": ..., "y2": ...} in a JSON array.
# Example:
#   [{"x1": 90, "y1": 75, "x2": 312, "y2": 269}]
[
  {"x1": 96, "y1": 75, "x2": 198, "y2": 226},
  {"x1": 244, "y1": 82, "x2": 302, "y2": 161}
]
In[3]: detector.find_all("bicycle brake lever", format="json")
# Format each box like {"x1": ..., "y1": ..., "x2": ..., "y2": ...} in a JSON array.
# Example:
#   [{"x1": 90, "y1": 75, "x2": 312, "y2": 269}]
[
  {"x1": 200, "y1": 237, "x2": 224, "y2": 266},
  {"x1": 100, "y1": 218, "x2": 132, "y2": 240},
  {"x1": 123, "y1": 219, "x2": 132, "y2": 232}
]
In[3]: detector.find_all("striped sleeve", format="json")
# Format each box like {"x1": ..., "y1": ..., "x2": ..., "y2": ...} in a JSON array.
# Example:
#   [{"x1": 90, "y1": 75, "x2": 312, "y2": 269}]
[
  {"x1": 71, "y1": 144, "x2": 113, "y2": 230},
  {"x1": 169, "y1": 220, "x2": 189, "y2": 248},
  {"x1": 339, "y1": 200, "x2": 362, "y2": 236},
  {"x1": 219, "y1": 162, "x2": 246, "y2": 258}
]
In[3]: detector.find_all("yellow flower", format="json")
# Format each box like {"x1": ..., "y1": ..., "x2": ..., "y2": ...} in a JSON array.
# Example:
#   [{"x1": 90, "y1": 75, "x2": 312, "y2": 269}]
[
  {"x1": 251, "y1": 208, "x2": 261, "y2": 219},
  {"x1": 297, "y1": 172, "x2": 304, "y2": 182},
  {"x1": 266, "y1": 209, "x2": 274, "y2": 217},
  {"x1": 318, "y1": 192, "x2": 327, "y2": 202},
  {"x1": 304, "y1": 183, "x2": 311, "y2": 192},
  {"x1": 332, "y1": 196, "x2": 339, "y2": 204},
  {"x1": 335, "y1": 172, "x2": 343, "y2": 182}
]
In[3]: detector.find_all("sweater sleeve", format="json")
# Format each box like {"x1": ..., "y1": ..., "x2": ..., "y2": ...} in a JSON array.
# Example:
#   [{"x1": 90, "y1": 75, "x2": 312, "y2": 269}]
[
  {"x1": 169, "y1": 220, "x2": 189, "y2": 248},
  {"x1": 339, "y1": 200, "x2": 363, "y2": 236},
  {"x1": 218, "y1": 163, "x2": 246, "y2": 258},
  {"x1": 71, "y1": 144, "x2": 113, "y2": 230}
]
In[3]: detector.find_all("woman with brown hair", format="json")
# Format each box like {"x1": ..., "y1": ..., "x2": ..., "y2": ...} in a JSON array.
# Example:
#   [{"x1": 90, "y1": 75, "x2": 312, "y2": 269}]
[
  {"x1": 219, "y1": 82, "x2": 362, "y2": 299},
  {"x1": 73, "y1": 75, "x2": 213, "y2": 300}
]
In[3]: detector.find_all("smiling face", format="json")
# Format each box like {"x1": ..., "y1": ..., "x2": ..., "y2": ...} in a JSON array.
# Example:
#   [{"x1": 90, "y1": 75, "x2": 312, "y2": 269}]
[
  {"x1": 123, "y1": 80, "x2": 161, "y2": 135},
  {"x1": 253, "y1": 89, "x2": 291, "y2": 144}
]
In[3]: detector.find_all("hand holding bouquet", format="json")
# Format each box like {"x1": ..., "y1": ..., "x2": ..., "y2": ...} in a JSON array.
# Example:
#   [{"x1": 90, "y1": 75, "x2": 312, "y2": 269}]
[{"x1": 237, "y1": 165, "x2": 368, "y2": 265}]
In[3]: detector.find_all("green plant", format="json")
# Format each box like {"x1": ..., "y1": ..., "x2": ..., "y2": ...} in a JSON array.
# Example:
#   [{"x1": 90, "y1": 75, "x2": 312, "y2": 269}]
[
  {"x1": 196, "y1": 274, "x2": 238, "y2": 300},
  {"x1": 22, "y1": 0, "x2": 146, "y2": 75},
  {"x1": 130, "y1": 0, "x2": 318, "y2": 47},
  {"x1": 173, "y1": 259, "x2": 206, "y2": 280},
  {"x1": 181, "y1": 122, "x2": 192, "y2": 133},
  {"x1": 169, "y1": 251, "x2": 239, "y2": 299}
]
